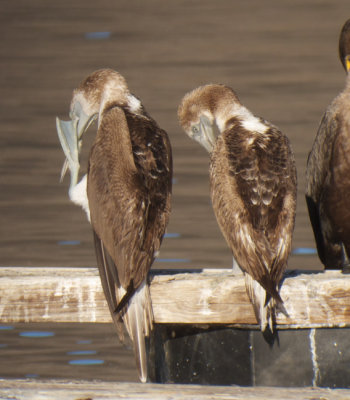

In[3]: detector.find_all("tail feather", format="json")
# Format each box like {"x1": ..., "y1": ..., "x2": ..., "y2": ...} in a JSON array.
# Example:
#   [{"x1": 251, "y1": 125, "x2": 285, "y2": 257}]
[
  {"x1": 92, "y1": 231, "x2": 153, "y2": 382},
  {"x1": 246, "y1": 239, "x2": 289, "y2": 332},
  {"x1": 120, "y1": 281, "x2": 153, "y2": 383},
  {"x1": 245, "y1": 273, "x2": 282, "y2": 332}
]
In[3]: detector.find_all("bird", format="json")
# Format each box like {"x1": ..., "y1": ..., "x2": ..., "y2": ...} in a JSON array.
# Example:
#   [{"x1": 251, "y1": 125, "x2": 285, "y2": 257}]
[
  {"x1": 178, "y1": 84, "x2": 297, "y2": 333},
  {"x1": 306, "y1": 19, "x2": 350, "y2": 273},
  {"x1": 56, "y1": 68, "x2": 173, "y2": 382}
]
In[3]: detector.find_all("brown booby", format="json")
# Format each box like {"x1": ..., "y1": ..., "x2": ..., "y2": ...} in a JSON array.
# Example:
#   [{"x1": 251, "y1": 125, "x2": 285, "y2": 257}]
[
  {"x1": 56, "y1": 69, "x2": 173, "y2": 381},
  {"x1": 306, "y1": 19, "x2": 350, "y2": 272},
  {"x1": 178, "y1": 84, "x2": 297, "y2": 332}
]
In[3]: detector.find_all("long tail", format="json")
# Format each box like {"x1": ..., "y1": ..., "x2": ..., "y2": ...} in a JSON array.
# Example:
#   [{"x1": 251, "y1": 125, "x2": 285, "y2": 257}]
[
  {"x1": 120, "y1": 281, "x2": 153, "y2": 383},
  {"x1": 93, "y1": 231, "x2": 153, "y2": 382},
  {"x1": 244, "y1": 274, "x2": 287, "y2": 333}
]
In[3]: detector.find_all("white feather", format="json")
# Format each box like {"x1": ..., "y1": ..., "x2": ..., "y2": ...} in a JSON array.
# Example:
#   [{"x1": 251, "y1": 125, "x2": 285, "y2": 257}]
[
  {"x1": 69, "y1": 174, "x2": 90, "y2": 221},
  {"x1": 127, "y1": 94, "x2": 142, "y2": 114},
  {"x1": 245, "y1": 273, "x2": 274, "y2": 331},
  {"x1": 122, "y1": 281, "x2": 153, "y2": 383},
  {"x1": 216, "y1": 103, "x2": 268, "y2": 134},
  {"x1": 241, "y1": 115, "x2": 268, "y2": 133}
]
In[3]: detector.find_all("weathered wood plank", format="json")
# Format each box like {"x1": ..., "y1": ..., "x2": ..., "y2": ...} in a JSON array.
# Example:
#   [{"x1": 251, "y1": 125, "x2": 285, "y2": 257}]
[
  {"x1": 0, "y1": 267, "x2": 111, "y2": 324},
  {"x1": 151, "y1": 269, "x2": 350, "y2": 327},
  {"x1": 0, "y1": 379, "x2": 349, "y2": 400},
  {"x1": 0, "y1": 267, "x2": 349, "y2": 328}
]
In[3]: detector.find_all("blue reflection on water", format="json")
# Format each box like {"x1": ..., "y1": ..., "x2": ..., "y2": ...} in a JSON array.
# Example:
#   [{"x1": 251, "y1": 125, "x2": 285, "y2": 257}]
[
  {"x1": 85, "y1": 32, "x2": 111, "y2": 40},
  {"x1": 69, "y1": 359, "x2": 104, "y2": 365},
  {"x1": 76, "y1": 340, "x2": 92, "y2": 345},
  {"x1": 19, "y1": 331, "x2": 55, "y2": 338},
  {"x1": 67, "y1": 350, "x2": 97, "y2": 356},
  {"x1": 57, "y1": 240, "x2": 81, "y2": 246},
  {"x1": 0, "y1": 325, "x2": 14, "y2": 330},
  {"x1": 164, "y1": 233, "x2": 180, "y2": 238},
  {"x1": 0, "y1": 344, "x2": 8, "y2": 348},
  {"x1": 292, "y1": 247, "x2": 317, "y2": 255},
  {"x1": 25, "y1": 374, "x2": 39, "y2": 378}
]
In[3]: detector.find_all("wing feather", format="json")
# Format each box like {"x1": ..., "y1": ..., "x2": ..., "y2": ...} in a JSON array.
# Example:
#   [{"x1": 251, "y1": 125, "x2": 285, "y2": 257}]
[
  {"x1": 210, "y1": 122, "x2": 296, "y2": 301},
  {"x1": 306, "y1": 108, "x2": 341, "y2": 267},
  {"x1": 87, "y1": 105, "x2": 172, "y2": 381},
  {"x1": 87, "y1": 106, "x2": 172, "y2": 296}
]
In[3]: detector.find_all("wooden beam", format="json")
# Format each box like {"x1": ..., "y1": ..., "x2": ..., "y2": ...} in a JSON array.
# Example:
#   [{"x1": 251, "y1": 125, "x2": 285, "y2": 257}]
[
  {"x1": 0, "y1": 379, "x2": 349, "y2": 400},
  {"x1": 0, "y1": 267, "x2": 350, "y2": 328},
  {"x1": 151, "y1": 269, "x2": 350, "y2": 327},
  {"x1": 0, "y1": 267, "x2": 111, "y2": 324}
]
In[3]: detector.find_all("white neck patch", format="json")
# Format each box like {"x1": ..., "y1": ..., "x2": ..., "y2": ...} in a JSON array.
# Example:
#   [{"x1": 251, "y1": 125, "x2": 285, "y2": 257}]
[
  {"x1": 127, "y1": 94, "x2": 142, "y2": 114},
  {"x1": 241, "y1": 114, "x2": 268, "y2": 133},
  {"x1": 216, "y1": 103, "x2": 268, "y2": 134}
]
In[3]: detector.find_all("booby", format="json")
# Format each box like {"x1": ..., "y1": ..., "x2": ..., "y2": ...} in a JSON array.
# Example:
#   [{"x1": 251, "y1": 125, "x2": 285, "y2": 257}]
[
  {"x1": 178, "y1": 84, "x2": 297, "y2": 333},
  {"x1": 306, "y1": 19, "x2": 350, "y2": 272},
  {"x1": 56, "y1": 69, "x2": 173, "y2": 381}
]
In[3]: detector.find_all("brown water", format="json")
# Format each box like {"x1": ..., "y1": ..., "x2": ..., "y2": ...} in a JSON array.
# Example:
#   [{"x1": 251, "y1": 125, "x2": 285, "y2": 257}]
[{"x1": 0, "y1": 0, "x2": 349, "y2": 382}]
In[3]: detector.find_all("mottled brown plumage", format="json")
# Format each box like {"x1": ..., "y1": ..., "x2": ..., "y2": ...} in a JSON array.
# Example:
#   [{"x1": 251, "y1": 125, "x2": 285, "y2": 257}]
[
  {"x1": 178, "y1": 84, "x2": 297, "y2": 332},
  {"x1": 306, "y1": 19, "x2": 350, "y2": 271},
  {"x1": 56, "y1": 69, "x2": 172, "y2": 382}
]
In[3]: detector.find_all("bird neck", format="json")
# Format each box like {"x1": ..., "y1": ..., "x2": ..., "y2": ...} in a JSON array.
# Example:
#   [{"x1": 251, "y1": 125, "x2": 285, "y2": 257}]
[
  {"x1": 345, "y1": 68, "x2": 350, "y2": 91},
  {"x1": 99, "y1": 86, "x2": 129, "y2": 117},
  {"x1": 215, "y1": 102, "x2": 265, "y2": 134}
]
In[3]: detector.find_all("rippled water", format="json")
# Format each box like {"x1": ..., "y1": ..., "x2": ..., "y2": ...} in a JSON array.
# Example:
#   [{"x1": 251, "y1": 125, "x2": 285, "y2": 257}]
[
  {"x1": 0, "y1": 0, "x2": 349, "y2": 381},
  {"x1": 0, "y1": 323, "x2": 138, "y2": 381}
]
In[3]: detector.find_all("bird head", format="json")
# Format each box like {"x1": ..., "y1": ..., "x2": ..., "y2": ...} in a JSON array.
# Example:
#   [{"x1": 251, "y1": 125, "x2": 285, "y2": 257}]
[
  {"x1": 178, "y1": 84, "x2": 240, "y2": 153},
  {"x1": 56, "y1": 69, "x2": 129, "y2": 187},
  {"x1": 339, "y1": 18, "x2": 350, "y2": 73}
]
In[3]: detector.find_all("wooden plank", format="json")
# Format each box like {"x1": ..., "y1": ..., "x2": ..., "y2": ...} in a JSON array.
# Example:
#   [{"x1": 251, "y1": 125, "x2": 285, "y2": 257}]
[
  {"x1": 150, "y1": 269, "x2": 350, "y2": 327},
  {"x1": 0, "y1": 379, "x2": 349, "y2": 400},
  {"x1": 0, "y1": 267, "x2": 350, "y2": 328},
  {"x1": 0, "y1": 267, "x2": 111, "y2": 324}
]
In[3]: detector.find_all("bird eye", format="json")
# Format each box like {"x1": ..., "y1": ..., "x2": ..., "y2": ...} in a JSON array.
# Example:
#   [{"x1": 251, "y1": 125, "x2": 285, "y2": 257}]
[{"x1": 192, "y1": 126, "x2": 199, "y2": 134}]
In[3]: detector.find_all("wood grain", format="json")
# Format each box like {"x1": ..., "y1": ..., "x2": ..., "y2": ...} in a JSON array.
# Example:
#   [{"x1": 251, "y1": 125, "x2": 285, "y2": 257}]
[
  {"x1": 0, "y1": 379, "x2": 349, "y2": 400},
  {"x1": 0, "y1": 267, "x2": 349, "y2": 328}
]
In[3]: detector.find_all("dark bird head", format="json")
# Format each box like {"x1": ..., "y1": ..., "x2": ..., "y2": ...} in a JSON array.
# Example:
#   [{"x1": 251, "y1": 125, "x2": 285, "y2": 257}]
[{"x1": 339, "y1": 18, "x2": 350, "y2": 73}]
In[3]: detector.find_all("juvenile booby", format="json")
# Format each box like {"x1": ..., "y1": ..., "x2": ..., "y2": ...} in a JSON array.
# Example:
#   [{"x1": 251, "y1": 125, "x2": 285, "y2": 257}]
[
  {"x1": 178, "y1": 84, "x2": 297, "y2": 332},
  {"x1": 306, "y1": 19, "x2": 350, "y2": 272},
  {"x1": 56, "y1": 69, "x2": 173, "y2": 381}
]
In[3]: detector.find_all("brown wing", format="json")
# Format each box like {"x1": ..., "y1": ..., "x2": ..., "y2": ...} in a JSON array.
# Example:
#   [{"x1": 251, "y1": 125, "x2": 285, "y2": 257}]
[
  {"x1": 87, "y1": 106, "x2": 172, "y2": 309},
  {"x1": 306, "y1": 107, "x2": 342, "y2": 267},
  {"x1": 92, "y1": 230, "x2": 126, "y2": 339},
  {"x1": 306, "y1": 110, "x2": 339, "y2": 202},
  {"x1": 210, "y1": 122, "x2": 296, "y2": 299}
]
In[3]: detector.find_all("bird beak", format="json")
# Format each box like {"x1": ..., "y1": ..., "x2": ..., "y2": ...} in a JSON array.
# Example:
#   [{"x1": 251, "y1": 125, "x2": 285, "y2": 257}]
[
  {"x1": 346, "y1": 55, "x2": 350, "y2": 73},
  {"x1": 56, "y1": 117, "x2": 80, "y2": 186},
  {"x1": 56, "y1": 106, "x2": 97, "y2": 187},
  {"x1": 198, "y1": 115, "x2": 216, "y2": 153}
]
